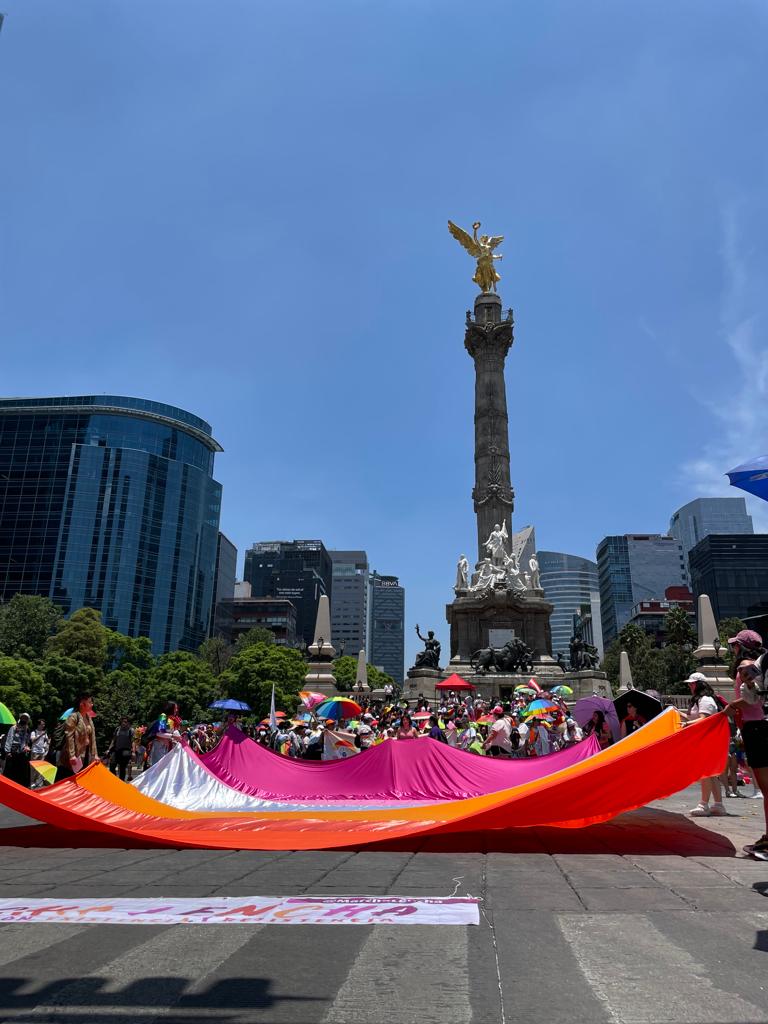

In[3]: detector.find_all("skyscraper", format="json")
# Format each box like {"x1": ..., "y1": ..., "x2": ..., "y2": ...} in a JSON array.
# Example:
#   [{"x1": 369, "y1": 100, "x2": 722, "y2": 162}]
[
  {"x1": 596, "y1": 534, "x2": 687, "y2": 646},
  {"x1": 368, "y1": 571, "x2": 405, "y2": 683},
  {"x1": 537, "y1": 551, "x2": 603, "y2": 660},
  {"x1": 209, "y1": 532, "x2": 237, "y2": 637},
  {"x1": 329, "y1": 550, "x2": 368, "y2": 657},
  {"x1": 243, "y1": 540, "x2": 332, "y2": 647},
  {"x1": 689, "y1": 534, "x2": 768, "y2": 623},
  {"x1": 670, "y1": 497, "x2": 753, "y2": 575},
  {"x1": 0, "y1": 395, "x2": 223, "y2": 653}
]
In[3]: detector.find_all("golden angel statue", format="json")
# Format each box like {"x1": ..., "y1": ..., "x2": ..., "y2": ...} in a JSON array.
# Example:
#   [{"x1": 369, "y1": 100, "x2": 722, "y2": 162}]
[{"x1": 448, "y1": 220, "x2": 504, "y2": 293}]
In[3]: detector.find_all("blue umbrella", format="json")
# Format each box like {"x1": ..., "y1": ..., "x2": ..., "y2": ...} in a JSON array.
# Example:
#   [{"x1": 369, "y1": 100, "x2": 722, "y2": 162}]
[
  {"x1": 208, "y1": 699, "x2": 252, "y2": 712},
  {"x1": 727, "y1": 456, "x2": 768, "y2": 502}
]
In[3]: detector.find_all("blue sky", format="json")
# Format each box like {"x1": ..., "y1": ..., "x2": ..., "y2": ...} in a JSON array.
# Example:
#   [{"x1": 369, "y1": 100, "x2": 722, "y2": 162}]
[{"x1": 2, "y1": 1, "x2": 767, "y2": 667}]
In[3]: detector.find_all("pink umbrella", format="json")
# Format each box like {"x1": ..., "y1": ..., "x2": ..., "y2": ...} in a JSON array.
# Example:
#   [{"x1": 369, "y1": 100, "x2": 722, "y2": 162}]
[{"x1": 573, "y1": 696, "x2": 620, "y2": 742}]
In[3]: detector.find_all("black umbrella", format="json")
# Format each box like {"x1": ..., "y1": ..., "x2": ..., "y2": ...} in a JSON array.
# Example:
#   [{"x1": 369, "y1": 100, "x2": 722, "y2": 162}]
[{"x1": 613, "y1": 688, "x2": 663, "y2": 724}]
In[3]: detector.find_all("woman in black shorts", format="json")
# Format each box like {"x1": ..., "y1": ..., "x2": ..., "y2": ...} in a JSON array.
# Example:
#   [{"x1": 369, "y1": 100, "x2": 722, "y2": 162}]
[{"x1": 726, "y1": 629, "x2": 768, "y2": 855}]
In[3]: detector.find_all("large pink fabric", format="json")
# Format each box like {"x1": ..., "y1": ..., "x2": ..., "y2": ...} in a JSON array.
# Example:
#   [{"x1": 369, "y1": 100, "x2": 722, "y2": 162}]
[{"x1": 199, "y1": 728, "x2": 601, "y2": 801}]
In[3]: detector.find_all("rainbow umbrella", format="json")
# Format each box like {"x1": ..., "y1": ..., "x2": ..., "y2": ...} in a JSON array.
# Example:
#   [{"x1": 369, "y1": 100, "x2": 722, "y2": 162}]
[
  {"x1": 59, "y1": 707, "x2": 75, "y2": 721},
  {"x1": 552, "y1": 685, "x2": 574, "y2": 697},
  {"x1": 316, "y1": 697, "x2": 362, "y2": 721},
  {"x1": 0, "y1": 702, "x2": 15, "y2": 726},
  {"x1": 523, "y1": 699, "x2": 559, "y2": 718},
  {"x1": 514, "y1": 686, "x2": 536, "y2": 698},
  {"x1": 29, "y1": 760, "x2": 57, "y2": 786}
]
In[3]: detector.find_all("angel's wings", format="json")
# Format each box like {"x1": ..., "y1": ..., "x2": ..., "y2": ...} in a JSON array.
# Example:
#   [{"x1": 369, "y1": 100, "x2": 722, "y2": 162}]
[
  {"x1": 485, "y1": 235, "x2": 504, "y2": 251},
  {"x1": 448, "y1": 220, "x2": 483, "y2": 258}
]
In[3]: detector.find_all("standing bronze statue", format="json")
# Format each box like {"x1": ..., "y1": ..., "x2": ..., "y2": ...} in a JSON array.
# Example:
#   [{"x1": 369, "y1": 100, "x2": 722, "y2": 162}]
[
  {"x1": 448, "y1": 220, "x2": 504, "y2": 293},
  {"x1": 413, "y1": 625, "x2": 441, "y2": 670}
]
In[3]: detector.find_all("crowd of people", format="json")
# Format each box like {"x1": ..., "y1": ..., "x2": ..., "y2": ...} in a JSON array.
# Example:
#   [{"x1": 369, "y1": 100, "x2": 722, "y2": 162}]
[
  {"x1": 2, "y1": 629, "x2": 767, "y2": 857},
  {"x1": 252, "y1": 690, "x2": 588, "y2": 760},
  {"x1": 0, "y1": 698, "x2": 227, "y2": 787}
]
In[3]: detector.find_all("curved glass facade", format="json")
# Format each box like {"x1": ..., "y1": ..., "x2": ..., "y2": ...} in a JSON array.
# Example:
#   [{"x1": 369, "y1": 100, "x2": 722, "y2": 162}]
[
  {"x1": 538, "y1": 551, "x2": 602, "y2": 660},
  {"x1": 0, "y1": 396, "x2": 222, "y2": 653}
]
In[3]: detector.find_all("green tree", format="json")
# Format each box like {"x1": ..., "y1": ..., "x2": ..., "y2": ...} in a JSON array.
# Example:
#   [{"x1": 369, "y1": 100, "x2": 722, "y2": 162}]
[
  {"x1": 663, "y1": 606, "x2": 696, "y2": 648},
  {"x1": 142, "y1": 652, "x2": 221, "y2": 724},
  {"x1": 40, "y1": 654, "x2": 103, "y2": 712},
  {"x1": 199, "y1": 636, "x2": 233, "y2": 675},
  {"x1": 96, "y1": 667, "x2": 146, "y2": 744},
  {"x1": 0, "y1": 656, "x2": 61, "y2": 721},
  {"x1": 219, "y1": 643, "x2": 306, "y2": 720},
  {"x1": 0, "y1": 595, "x2": 62, "y2": 659},
  {"x1": 332, "y1": 655, "x2": 395, "y2": 693},
  {"x1": 234, "y1": 627, "x2": 275, "y2": 651},
  {"x1": 659, "y1": 645, "x2": 695, "y2": 694},
  {"x1": 107, "y1": 632, "x2": 155, "y2": 672},
  {"x1": 718, "y1": 617, "x2": 747, "y2": 646},
  {"x1": 46, "y1": 608, "x2": 110, "y2": 669},
  {"x1": 601, "y1": 624, "x2": 665, "y2": 693}
]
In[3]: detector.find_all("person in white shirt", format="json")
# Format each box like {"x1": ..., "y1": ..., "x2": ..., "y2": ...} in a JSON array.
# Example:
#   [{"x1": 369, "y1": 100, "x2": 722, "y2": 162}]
[
  {"x1": 483, "y1": 706, "x2": 513, "y2": 758},
  {"x1": 681, "y1": 673, "x2": 725, "y2": 817}
]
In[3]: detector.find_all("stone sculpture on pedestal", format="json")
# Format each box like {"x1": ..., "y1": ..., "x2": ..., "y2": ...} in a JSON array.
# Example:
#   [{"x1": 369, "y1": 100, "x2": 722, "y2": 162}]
[
  {"x1": 529, "y1": 554, "x2": 541, "y2": 590},
  {"x1": 412, "y1": 625, "x2": 441, "y2": 671},
  {"x1": 455, "y1": 554, "x2": 469, "y2": 593},
  {"x1": 485, "y1": 523, "x2": 509, "y2": 567}
]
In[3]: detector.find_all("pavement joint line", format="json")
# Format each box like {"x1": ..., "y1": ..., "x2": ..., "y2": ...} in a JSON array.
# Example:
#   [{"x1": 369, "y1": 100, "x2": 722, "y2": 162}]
[
  {"x1": 551, "y1": 854, "x2": 589, "y2": 910},
  {"x1": 382, "y1": 848, "x2": 420, "y2": 892},
  {"x1": 478, "y1": 842, "x2": 507, "y2": 1024}
]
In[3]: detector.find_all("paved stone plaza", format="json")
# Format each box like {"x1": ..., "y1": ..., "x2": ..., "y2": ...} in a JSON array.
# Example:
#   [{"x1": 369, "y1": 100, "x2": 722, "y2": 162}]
[{"x1": 1, "y1": 790, "x2": 767, "y2": 1023}]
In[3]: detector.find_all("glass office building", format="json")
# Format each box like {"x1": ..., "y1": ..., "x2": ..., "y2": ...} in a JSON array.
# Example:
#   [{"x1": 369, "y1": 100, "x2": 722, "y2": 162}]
[
  {"x1": 329, "y1": 550, "x2": 369, "y2": 657},
  {"x1": 0, "y1": 395, "x2": 223, "y2": 653},
  {"x1": 538, "y1": 551, "x2": 603, "y2": 660},
  {"x1": 243, "y1": 540, "x2": 332, "y2": 648},
  {"x1": 368, "y1": 571, "x2": 405, "y2": 684},
  {"x1": 670, "y1": 497, "x2": 753, "y2": 575},
  {"x1": 689, "y1": 534, "x2": 768, "y2": 623},
  {"x1": 596, "y1": 534, "x2": 687, "y2": 646}
]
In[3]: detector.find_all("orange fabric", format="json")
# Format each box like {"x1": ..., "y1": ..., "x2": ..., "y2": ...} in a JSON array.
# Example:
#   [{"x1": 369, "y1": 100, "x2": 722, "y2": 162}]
[{"x1": 0, "y1": 710, "x2": 728, "y2": 850}]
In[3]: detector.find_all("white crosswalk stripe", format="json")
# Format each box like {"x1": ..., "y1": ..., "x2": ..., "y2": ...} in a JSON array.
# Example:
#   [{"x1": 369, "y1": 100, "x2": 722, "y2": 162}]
[
  {"x1": 558, "y1": 912, "x2": 767, "y2": 1024},
  {"x1": 0, "y1": 924, "x2": 85, "y2": 967},
  {"x1": 323, "y1": 925, "x2": 471, "y2": 1024}
]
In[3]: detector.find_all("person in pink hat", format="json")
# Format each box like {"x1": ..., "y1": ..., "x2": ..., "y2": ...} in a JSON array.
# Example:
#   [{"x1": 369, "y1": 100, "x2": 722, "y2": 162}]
[{"x1": 725, "y1": 629, "x2": 768, "y2": 854}]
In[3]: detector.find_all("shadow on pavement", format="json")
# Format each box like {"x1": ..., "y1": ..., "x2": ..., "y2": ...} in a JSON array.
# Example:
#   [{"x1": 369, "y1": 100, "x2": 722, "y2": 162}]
[
  {"x1": 0, "y1": 974, "x2": 320, "y2": 1017},
  {"x1": 0, "y1": 806, "x2": 736, "y2": 857}
]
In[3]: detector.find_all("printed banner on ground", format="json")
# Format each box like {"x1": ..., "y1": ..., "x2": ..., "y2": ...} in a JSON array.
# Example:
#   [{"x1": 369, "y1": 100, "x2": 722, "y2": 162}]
[{"x1": 0, "y1": 896, "x2": 480, "y2": 926}]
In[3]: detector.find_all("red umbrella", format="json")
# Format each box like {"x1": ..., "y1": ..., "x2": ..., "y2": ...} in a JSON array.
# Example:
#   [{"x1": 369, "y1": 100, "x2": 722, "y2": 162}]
[{"x1": 435, "y1": 674, "x2": 475, "y2": 691}]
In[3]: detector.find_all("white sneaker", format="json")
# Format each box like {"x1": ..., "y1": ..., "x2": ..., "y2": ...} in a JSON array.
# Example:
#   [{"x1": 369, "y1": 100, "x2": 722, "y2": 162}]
[
  {"x1": 709, "y1": 802, "x2": 727, "y2": 816},
  {"x1": 689, "y1": 804, "x2": 711, "y2": 816}
]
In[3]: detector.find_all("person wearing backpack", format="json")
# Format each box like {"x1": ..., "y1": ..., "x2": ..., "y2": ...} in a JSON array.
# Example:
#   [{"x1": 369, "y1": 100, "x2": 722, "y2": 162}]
[
  {"x1": 2, "y1": 712, "x2": 32, "y2": 787},
  {"x1": 107, "y1": 717, "x2": 135, "y2": 781},
  {"x1": 56, "y1": 693, "x2": 100, "y2": 781}
]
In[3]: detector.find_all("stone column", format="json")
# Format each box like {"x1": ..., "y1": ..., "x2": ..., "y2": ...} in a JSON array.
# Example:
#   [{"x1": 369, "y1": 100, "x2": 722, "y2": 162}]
[
  {"x1": 355, "y1": 648, "x2": 370, "y2": 692},
  {"x1": 464, "y1": 293, "x2": 515, "y2": 563},
  {"x1": 619, "y1": 651, "x2": 633, "y2": 691},
  {"x1": 303, "y1": 594, "x2": 337, "y2": 694}
]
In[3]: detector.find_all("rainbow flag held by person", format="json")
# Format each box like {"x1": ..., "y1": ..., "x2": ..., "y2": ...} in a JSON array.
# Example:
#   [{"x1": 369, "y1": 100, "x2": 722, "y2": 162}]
[{"x1": 323, "y1": 729, "x2": 358, "y2": 761}]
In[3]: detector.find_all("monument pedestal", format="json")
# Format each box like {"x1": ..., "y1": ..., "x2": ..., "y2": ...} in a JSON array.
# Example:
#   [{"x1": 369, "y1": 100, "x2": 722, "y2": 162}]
[
  {"x1": 405, "y1": 667, "x2": 441, "y2": 698},
  {"x1": 446, "y1": 588, "x2": 554, "y2": 663},
  {"x1": 437, "y1": 667, "x2": 610, "y2": 702}
]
